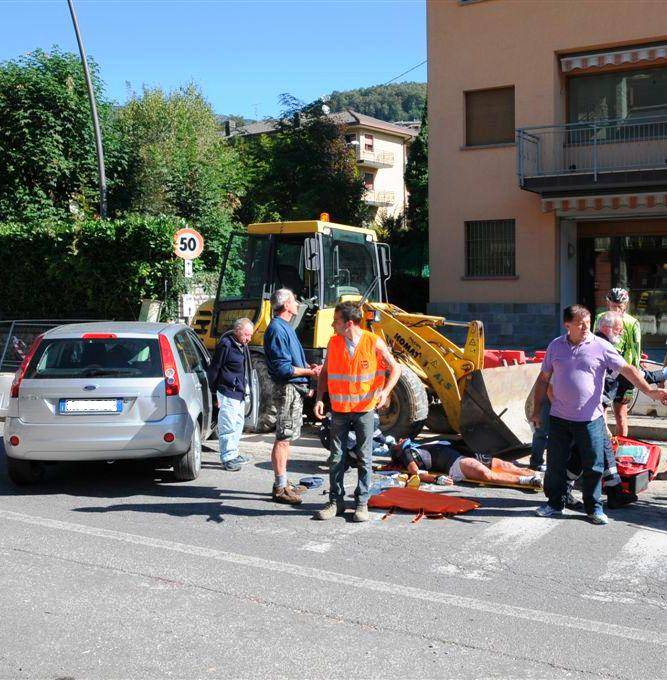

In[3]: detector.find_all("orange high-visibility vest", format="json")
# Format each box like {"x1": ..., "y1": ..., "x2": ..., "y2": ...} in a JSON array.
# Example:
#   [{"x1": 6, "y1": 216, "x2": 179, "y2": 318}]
[{"x1": 327, "y1": 330, "x2": 386, "y2": 413}]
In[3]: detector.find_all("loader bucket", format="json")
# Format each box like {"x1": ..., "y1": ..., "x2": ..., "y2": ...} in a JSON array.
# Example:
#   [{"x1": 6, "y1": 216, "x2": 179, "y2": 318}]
[{"x1": 459, "y1": 363, "x2": 542, "y2": 456}]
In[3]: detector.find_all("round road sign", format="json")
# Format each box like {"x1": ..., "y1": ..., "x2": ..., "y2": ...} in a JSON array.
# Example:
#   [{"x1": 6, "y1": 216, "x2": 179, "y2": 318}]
[{"x1": 174, "y1": 228, "x2": 204, "y2": 260}]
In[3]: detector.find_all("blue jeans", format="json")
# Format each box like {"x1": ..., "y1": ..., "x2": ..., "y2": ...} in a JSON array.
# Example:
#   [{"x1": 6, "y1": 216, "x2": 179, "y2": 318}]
[
  {"x1": 530, "y1": 399, "x2": 551, "y2": 468},
  {"x1": 217, "y1": 392, "x2": 245, "y2": 463},
  {"x1": 329, "y1": 410, "x2": 374, "y2": 505},
  {"x1": 545, "y1": 415, "x2": 605, "y2": 514}
]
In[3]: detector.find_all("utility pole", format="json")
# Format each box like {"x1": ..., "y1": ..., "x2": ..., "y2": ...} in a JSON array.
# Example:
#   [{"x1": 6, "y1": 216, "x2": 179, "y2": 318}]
[{"x1": 67, "y1": 0, "x2": 107, "y2": 218}]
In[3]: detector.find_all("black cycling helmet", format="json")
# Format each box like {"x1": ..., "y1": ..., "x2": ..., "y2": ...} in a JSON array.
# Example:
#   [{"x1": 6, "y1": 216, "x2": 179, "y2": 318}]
[{"x1": 606, "y1": 287, "x2": 629, "y2": 305}]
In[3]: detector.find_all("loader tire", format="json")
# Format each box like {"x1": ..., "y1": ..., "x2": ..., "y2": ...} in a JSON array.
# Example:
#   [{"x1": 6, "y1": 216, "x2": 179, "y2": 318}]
[
  {"x1": 379, "y1": 365, "x2": 428, "y2": 439},
  {"x1": 425, "y1": 402, "x2": 454, "y2": 434},
  {"x1": 246, "y1": 354, "x2": 277, "y2": 433}
]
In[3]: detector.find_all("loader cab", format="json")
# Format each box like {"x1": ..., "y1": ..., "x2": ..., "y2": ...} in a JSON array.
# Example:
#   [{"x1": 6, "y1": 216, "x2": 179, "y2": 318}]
[{"x1": 210, "y1": 221, "x2": 389, "y2": 351}]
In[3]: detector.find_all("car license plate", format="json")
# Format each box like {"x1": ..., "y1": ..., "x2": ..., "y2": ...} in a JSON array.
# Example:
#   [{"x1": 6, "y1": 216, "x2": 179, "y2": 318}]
[{"x1": 59, "y1": 399, "x2": 122, "y2": 414}]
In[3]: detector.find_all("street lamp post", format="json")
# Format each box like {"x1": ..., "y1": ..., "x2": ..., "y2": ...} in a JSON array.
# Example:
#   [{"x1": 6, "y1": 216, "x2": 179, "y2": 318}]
[{"x1": 67, "y1": 0, "x2": 107, "y2": 218}]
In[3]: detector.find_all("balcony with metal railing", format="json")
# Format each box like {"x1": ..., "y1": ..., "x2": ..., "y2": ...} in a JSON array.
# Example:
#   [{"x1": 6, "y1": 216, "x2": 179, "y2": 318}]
[
  {"x1": 357, "y1": 149, "x2": 395, "y2": 168},
  {"x1": 517, "y1": 115, "x2": 667, "y2": 195},
  {"x1": 364, "y1": 190, "x2": 395, "y2": 206}
]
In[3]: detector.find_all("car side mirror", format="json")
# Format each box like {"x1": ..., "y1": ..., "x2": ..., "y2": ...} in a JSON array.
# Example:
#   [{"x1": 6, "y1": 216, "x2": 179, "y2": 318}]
[{"x1": 304, "y1": 237, "x2": 320, "y2": 271}]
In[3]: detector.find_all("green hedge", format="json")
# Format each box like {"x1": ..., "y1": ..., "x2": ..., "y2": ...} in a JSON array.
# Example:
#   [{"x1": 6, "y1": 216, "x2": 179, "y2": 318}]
[{"x1": 0, "y1": 215, "x2": 220, "y2": 321}]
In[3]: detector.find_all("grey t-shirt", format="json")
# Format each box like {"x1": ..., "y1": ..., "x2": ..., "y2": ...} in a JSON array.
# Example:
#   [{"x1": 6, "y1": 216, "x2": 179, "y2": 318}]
[{"x1": 344, "y1": 336, "x2": 359, "y2": 357}]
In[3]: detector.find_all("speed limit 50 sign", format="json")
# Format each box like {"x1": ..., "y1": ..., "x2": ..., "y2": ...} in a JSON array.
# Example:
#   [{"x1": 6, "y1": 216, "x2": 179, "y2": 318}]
[{"x1": 174, "y1": 228, "x2": 204, "y2": 260}]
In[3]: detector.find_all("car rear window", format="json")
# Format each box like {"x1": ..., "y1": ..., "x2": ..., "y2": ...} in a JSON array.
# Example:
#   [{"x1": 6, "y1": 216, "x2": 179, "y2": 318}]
[{"x1": 25, "y1": 338, "x2": 163, "y2": 379}]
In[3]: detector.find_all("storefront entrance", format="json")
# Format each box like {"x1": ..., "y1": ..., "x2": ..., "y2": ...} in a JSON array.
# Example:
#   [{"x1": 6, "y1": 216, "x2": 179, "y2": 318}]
[{"x1": 578, "y1": 219, "x2": 667, "y2": 352}]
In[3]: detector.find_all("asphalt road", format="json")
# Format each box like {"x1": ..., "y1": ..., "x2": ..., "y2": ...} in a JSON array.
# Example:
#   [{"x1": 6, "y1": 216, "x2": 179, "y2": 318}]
[{"x1": 1, "y1": 427, "x2": 666, "y2": 680}]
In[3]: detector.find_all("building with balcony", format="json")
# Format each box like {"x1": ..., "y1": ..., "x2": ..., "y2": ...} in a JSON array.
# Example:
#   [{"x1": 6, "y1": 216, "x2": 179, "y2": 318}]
[
  {"x1": 428, "y1": 0, "x2": 667, "y2": 349},
  {"x1": 226, "y1": 110, "x2": 416, "y2": 222}
]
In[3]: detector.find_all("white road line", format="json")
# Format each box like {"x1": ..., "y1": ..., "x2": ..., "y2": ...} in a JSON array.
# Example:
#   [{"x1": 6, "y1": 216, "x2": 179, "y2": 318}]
[
  {"x1": 436, "y1": 515, "x2": 559, "y2": 581},
  {"x1": 1, "y1": 509, "x2": 665, "y2": 647},
  {"x1": 300, "y1": 542, "x2": 332, "y2": 553},
  {"x1": 583, "y1": 528, "x2": 667, "y2": 605}
]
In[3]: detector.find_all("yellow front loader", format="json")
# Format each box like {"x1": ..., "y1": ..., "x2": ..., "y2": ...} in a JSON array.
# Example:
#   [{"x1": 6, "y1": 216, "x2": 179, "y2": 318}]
[{"x1": 192, "y1": 219, "x2": 540, "y2": 454}]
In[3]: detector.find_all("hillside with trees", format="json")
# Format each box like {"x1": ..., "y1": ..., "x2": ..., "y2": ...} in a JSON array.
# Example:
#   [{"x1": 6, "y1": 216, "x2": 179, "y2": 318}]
[{"x1": 327, "y1": 82, "x2": 426, "y2": 122}]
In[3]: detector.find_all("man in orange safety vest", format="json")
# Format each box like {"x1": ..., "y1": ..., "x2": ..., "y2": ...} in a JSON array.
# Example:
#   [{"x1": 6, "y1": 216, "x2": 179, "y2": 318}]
[{"x1": 313, "y1": 301, "x2": 401, "y2": 522}]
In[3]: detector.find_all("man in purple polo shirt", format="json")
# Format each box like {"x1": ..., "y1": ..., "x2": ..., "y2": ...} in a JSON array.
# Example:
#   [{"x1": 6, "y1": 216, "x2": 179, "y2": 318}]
[{"x1": 531, "y1": 304, "x2": 667, "y2": 525}]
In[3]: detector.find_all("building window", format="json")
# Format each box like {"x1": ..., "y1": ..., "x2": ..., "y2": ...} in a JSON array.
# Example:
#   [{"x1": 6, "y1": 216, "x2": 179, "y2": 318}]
[
  {"x1": 465, "y1": 219, "x2": 516, "y2": 277},
  {"x1": 465, "y1": 87, "x2": 515, "y2": 146},
  {"x1": 364, "y1": 134, "x2": 374, "y2": 151},
  {"x1": 363, "y1": 172, "x2": 374, "y2": 189},
  {"x1": 568, "y1": 66, "x2": 667, "y2": 123},
  {"x1": 345, "y1": 133, "x2": 357, "y2": 144}
]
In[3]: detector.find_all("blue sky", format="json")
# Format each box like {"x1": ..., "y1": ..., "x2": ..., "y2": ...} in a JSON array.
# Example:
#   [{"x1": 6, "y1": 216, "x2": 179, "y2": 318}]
[{"x1": 1, "y1": 0, "x2": 426, "y2": 119}]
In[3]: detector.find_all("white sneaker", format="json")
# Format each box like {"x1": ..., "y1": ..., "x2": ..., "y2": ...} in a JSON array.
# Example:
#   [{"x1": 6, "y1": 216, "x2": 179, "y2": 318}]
[{"x1": 588, "y1": 510, "x2": 609, "y2": 525}]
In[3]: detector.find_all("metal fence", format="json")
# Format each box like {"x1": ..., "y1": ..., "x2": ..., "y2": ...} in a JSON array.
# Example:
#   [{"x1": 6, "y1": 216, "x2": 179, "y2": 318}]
[
  {"x1": 358, "y1": 149, "x2": 395, "y2": 167},
  {"x1": 517, "y1": 115, "x2": 667, "y2": 183},
  {"x1": 364, "y1": 190, "x2": 396, "y2": 206}
]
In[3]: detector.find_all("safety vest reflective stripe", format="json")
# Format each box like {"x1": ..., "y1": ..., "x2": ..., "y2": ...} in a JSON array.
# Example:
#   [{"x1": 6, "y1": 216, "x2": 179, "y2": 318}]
[
  {"x1": 330, "y1": 389, "x2": 383, "y2": 404},
  {"x1": 327, "y1": 370, "x2": 386, "y2": 383}
]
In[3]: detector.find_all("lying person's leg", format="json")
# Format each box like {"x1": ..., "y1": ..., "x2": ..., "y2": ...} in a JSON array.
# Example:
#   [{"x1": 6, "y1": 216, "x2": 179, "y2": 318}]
[
  {"x1": 458, "y1": 457, "x2": 542, "y2": 487},
  {"x1": 491, "y1": 458, "x2": 534, "y2": 476}
]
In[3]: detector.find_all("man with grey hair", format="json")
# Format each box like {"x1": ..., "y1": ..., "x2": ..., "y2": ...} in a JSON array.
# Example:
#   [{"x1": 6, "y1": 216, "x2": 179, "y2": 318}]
[
  {"x1": 264, "y1": 288, "x2": 322, "y2": 504},
  {"x1": 207, "y1": 317, "x2": 254, "y2": 471}
]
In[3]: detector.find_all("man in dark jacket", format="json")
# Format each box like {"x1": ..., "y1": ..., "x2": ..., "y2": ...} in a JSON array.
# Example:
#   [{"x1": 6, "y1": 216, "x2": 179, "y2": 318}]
[
  {"x1": 264, "y1": 288, "x2": 321, "y2": 504},
  {"x1": 207, "y1": 318, "x2": 254, "y2": 471}
]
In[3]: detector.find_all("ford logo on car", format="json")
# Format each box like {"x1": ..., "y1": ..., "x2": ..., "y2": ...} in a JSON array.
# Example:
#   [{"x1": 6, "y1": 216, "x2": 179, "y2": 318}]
[{"x1": 83, "y1": 385, "x2": 97, "y2": 391}]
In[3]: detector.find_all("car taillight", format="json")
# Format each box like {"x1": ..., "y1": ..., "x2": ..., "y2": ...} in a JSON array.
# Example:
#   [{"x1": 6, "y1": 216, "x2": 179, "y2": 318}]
[
  {"x1": 9, "y1": 435, "x2": 19, "y2": 447},
  {"x1": 159, "y1": 334, "x2": 180, "y2": 396},
  {"x1": 10, "y1": 334, "x2": 44, "y2": 399}
]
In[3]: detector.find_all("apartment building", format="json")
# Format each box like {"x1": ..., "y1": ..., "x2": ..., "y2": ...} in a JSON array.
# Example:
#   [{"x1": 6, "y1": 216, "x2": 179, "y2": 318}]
[
  {"x1": 428, "y1": 0, "x2": 667, "y2": 349},
  {"x1": 227, "y1": 110, "x2": 416, "y2": 222}
]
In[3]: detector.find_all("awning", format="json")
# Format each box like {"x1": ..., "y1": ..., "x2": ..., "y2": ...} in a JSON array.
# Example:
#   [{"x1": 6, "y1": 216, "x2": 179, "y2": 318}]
[
  {"x1": 542, "y1": 192, "x2": 667, "y2": 214},
  {"x1": 561, "y1": 44, "x2": 667, "y2": 74}
]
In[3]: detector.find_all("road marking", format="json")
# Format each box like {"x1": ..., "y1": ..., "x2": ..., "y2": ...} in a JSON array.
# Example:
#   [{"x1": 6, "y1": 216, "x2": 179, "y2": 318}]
[
  {"x1": 436, "y1": 515, "x2": 559, "y2": 580},
  {"x1": 300, "y1": 542, "x2": 332, "y2": 553},
  {"x1": 583, "y1": 528, "x2": 667, "y2": 605},
  {"x1": 1, "y1": 509, "x2": 665, "y2": 647}
]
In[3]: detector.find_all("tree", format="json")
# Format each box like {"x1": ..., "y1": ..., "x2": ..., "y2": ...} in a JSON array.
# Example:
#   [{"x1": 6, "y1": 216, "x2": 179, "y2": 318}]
[
  {"x1": 376, "y1": 102, "x2": 428, "y2": 311},
  {"x1": 327, "y1": 82, "x2": 426, "y2": 122},
  {"x1": 404, "y1": 101, "x2": 428, "y2": 239},
  {"x1": 111, "y1": 85, "x2": 246, "y2": 268},
  {"x1": 235, "y1": 95, "x2": 370, "y2": 226},
  {"x1": 112, "y1": 85, "x2": 244, "y2": 220},
  {"x1": 0, "y1": 48, "x2": 123, "y2": 222}
]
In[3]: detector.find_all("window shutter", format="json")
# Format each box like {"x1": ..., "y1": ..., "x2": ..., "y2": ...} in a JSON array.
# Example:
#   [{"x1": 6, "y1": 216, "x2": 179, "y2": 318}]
[{"x1": 465, "y1": 87, "x2": 515, "y2": 146}]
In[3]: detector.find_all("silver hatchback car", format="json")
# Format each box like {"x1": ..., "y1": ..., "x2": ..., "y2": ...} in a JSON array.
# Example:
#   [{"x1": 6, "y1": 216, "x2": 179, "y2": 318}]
[{"x1": 4, "y1": 322, "x2": 214, "y2": 484}]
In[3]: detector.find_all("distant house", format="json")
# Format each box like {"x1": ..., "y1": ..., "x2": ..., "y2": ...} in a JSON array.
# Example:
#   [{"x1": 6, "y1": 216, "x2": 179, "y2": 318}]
[{"x1": 224, "y1": 109, "x2": 417, "y2": 222}]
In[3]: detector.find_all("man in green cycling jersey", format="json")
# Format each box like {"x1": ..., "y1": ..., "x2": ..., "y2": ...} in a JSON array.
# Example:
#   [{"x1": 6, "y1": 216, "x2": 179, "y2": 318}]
[{"x1": 594, "y1": 288, "x2": 641, "y2": 437}]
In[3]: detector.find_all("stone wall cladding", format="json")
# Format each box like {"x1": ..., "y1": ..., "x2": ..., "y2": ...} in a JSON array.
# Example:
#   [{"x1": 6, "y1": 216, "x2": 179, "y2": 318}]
[{"x1": 428, "y1": 302, "x2": 560, "y2": 350}]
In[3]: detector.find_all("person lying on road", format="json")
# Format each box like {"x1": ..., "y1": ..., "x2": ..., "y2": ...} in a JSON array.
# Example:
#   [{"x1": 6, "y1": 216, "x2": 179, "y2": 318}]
[{"x1": 381, "y1": 439, "x2": 543, "y2": 488}]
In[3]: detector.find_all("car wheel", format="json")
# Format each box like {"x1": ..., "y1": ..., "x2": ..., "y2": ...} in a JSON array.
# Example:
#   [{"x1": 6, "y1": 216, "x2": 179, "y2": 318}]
[
  {"x1": 6, "y1": 457, "x2": 46, "y2": 485},
  {"x1": 173, "y1": 421, "x2": 202, "y2": 481}
]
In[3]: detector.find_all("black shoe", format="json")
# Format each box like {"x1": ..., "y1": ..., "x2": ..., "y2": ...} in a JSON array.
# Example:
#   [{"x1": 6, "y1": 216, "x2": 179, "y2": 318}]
[
  {"x1": 565, "y1": 492, "x2": 584, "y2": 511},
  {"x1": 606, "y1": 486, "x2": 637, "y2": 509}
]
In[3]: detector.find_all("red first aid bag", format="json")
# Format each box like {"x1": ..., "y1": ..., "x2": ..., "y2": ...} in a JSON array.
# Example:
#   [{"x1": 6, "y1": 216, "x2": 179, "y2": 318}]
[{"x1": 612, "y1": 436, "x2": 662, "y2": 495}]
